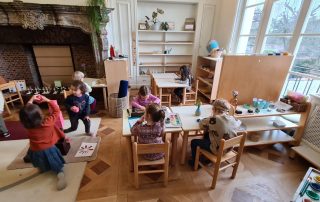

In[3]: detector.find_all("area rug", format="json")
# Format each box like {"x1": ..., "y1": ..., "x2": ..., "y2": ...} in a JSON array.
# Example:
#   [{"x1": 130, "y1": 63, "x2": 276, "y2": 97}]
[
  {"x1": 0, "y1": 121, "x2": 28, "y2": 141},
  {"x1": 63, "y1": 118, "x2": 101, "y2": 137},
  {"x1": 7, "y1": 136, "x2": 101, "y2": 170}
]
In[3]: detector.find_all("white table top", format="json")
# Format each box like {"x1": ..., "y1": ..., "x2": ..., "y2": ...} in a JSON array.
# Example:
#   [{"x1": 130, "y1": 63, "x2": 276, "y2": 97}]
[
  {"x1": 122, "y1": 109, "x2": 182, "y2": 137},
  {"x1": 83, "y1": 78, "x2": 107, "y2": 88},
  {"x1": 155, "y1": 78, "x2": 189, "y2": 88},
  {"x1": 151, "y1": 73, "x2": 178, "y2": 79},
  {"x1": 170, "y1": 105, "x2": 213, "y2": 131}
]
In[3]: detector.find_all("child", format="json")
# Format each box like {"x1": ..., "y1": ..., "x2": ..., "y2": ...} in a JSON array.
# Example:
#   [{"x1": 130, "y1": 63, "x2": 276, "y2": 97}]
[
  {"x1": 73, "y1": 71, "x2": 97, "y2": 114},
  {"x1": 64, "y1": 80, "x2": 92, "y2": 136},
  {"x1": 19, "y1": 95, "x2": 67, "y2": 190},
  {"x1": 132, "y1": 86, "x2": 160, "y2": 111},
  {"x1": 174, "y1": 65, "x2": 192, "y2": 103},
  {"x1": 0, "y1": 91, "x2": 10, "y2": 138},
  {"x1": 189, "y1": 99, "x2": 242, "y2": 167},
  {"x1": 131, "y1": 103, "x2": 165, "y2": 160}
]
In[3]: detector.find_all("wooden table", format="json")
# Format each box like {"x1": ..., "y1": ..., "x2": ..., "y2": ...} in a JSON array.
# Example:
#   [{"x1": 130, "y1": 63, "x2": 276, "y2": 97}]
[
  {"x1": 153, "y1": 77, "x2": 189, "y2": 105},
  {"x1": 83, "y1": 78, "x2": 108, "y2": 110},
  {"x1": 292, "y1": 167, "x2": 320, "y2": 202},
  {"x1": 122, "y1": 109, "x2": 182, "y2": 170},
  {"x1": 171, "y1": 104, "x2": 305, "y2": 164}
]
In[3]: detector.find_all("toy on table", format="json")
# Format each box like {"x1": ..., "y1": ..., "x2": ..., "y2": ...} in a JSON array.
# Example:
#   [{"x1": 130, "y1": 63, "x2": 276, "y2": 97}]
[
  {"x1": 165, "y1": 113, "x2": 182, "y2": 128},
  {"x1": 230, "y1": 90, "x2": 242, "y2": 114}
]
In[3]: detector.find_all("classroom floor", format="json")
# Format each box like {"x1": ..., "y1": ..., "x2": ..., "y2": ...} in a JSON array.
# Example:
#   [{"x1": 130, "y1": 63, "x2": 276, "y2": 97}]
[{"x1": 3, "y1": 95, "x2": 312, "y2": 202}]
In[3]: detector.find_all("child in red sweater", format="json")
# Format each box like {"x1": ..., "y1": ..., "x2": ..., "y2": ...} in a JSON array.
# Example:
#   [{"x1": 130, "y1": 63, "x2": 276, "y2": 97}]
[{"x1": 19, "y1": 95, "x2": 67, "y2": 191}]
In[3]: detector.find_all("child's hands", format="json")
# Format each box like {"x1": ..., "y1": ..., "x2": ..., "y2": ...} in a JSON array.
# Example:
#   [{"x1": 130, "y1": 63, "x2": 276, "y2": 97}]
[
  {"x1": 71, "y1": 106, "x2": 79, "y2": 113},
  {"x1": 65, "y1": 137, "x2": 71, "y2": 143},
  {"x1": 140, "y1": 106, "x2": 146, "y2": 111}
]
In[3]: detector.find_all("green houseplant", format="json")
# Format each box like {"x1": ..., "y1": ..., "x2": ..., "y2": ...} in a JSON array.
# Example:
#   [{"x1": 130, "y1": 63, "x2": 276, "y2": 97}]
[{"x1": 145, "y1": 8, "x2": 164, "y2": 30}]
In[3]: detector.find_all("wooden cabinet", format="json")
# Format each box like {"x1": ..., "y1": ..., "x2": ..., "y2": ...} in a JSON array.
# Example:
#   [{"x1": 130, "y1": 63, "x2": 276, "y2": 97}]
[
  {"x1": 104, "y1": 60, "x2": 128, "y2": 96},
  {"x1": 196, "y1": 55, "x2": 293, "y2": 104}
]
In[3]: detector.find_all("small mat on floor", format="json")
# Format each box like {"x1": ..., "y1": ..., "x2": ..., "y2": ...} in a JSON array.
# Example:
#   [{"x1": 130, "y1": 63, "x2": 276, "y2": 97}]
[
  {"x1": 0, "y1": 121, "x2": 28, "y2": 141},
  {"x1": 63, "y1": 118, "x2": 101, "y2": 137},
  {"x1": 7, "y1": 136, "x2": 101, "y2": 170}
]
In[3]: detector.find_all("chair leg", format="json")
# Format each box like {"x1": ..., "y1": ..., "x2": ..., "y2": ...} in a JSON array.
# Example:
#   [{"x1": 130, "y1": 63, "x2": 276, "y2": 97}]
[
  {"x1": 164, "y1": 163, "x2": 169, "y2": 187},
  {"x1": 231, "y1": 162, "x2": 240, "y2": 179},
  {"x1": 4, "y1": 102, "x2": 11, "y2": 115},
  {"x1": 211, "y1": 161, "x2": 221, "y2": 189},
  {"x1": 194, "y1": 147, "x2": 200, "y2": 171},
  {"x1": 134, "y1": 167, "x2": 139, "y2": 189}
]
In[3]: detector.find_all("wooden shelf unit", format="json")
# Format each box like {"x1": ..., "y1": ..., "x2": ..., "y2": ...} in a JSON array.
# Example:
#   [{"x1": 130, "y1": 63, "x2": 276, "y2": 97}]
[{"x1": 196, "y1": 55, "x2": 293, "y2": 103}]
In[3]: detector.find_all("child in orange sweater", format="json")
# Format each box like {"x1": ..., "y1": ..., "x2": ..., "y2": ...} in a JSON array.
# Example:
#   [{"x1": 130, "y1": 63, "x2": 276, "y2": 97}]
[{"x1": 19, "y1": 95, "x2": 67, "y2": 190}]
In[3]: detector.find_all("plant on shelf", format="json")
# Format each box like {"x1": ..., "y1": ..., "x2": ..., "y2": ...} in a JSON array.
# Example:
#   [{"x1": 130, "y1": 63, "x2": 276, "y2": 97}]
[
  {"x1": 161, "y1": 22, "x2": 169, "y2": 31},
  {"x1": 145, "y1": 8, "x2": 164, "y2": 30}
]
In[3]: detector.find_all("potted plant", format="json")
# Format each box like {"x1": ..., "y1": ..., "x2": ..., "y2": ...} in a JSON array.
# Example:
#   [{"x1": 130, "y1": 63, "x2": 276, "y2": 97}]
[{"x1": 145, "y1": 8, "x2": 164, "y2": 30}]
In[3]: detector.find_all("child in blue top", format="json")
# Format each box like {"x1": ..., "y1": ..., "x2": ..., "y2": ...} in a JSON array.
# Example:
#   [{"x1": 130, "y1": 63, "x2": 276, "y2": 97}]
[
  {"x1": 174, "y1": 65, "x2": 192, "y2": 103},
  {"x1": 64, "y1": 80, "x2": 92, "y2": 136}
]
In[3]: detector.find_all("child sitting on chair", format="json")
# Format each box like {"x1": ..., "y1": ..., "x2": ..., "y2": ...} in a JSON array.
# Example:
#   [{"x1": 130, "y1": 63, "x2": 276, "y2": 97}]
[
  {"x1": 189, "y1": 99, "x2": 242, "y2": 167},
  {"x1": 132, "y1": 86, "x2": 160, "y2": 111},
  {"x1": 19, "y1": 95, "x2": 67, "y2": 190},
  {"x1": 174, "y1": 65, "x2": 192, "y2": 103},
  {"x1": 131, "y1": 103, "x2": 165, "y2": 160},
  {"x1": 0, "y1": 91, "x2": 10, "y2": 138},
  {"x1": 73, "y1": 71, "x2": 97, "y2": 114},
  {"x1": 64, "y1": 80, "x2": 92, "y2": 136}
]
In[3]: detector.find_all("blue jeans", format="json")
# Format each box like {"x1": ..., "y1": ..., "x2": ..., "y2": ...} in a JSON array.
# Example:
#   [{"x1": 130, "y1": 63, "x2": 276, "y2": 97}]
[{"x1": 190, "y1": 133, "x2": 211, "y2": 164}]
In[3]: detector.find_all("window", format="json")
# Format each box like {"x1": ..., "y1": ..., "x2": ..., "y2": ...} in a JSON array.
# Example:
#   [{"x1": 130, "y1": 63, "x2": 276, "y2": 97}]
[
  {"x1": 234, "y1": 0, "x2": 320, "y2": 95},
  {"x1": 235, "y1": 0, "x2": 266, "y2": 54}
]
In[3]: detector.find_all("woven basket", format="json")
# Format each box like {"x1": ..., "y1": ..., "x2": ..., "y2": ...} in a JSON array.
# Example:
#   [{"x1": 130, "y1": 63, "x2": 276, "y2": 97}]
[{"x1": 108, "y1": 93, "x2": 128, "y2": 118}]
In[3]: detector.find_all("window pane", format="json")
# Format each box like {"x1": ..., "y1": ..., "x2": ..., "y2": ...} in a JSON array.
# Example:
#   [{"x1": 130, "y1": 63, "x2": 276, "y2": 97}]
[
  {"x1": 246, "y1": 0, "x2": 265, "y2": 7},
  {"x1": 292, "y1": 36, "x2": 320, "y2": 76},
  {"x1": 304, "y1": 0, "x2": 320, "y2": 33},
  {"x1": 240, "y1": 4, "x2": 265, "y2": 35},
  {"x1": 267, "y1": 0, "x2": 303, "y2": 34},
  {"x1": 262, "y1": 36, "x2": 291, "y2": 53},
  {"x1": 237, "y1": 36, "x2": 256, "y2": 54}
]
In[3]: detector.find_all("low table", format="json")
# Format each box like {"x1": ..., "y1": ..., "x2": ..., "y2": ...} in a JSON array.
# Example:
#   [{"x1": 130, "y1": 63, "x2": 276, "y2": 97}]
[{"x1": 122, "y1": 109, "x2": 182, "y2": 170}]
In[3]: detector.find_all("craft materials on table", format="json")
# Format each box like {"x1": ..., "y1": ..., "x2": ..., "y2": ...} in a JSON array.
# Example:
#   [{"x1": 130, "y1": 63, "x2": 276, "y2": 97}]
[
  {"x1": 75, "y1": 142, "x2": 97, "y2": 157},
  {"x1": 128, "y1": 117, "x2": 140, "y2": 128},
  {"x1": 165, "y1": 113, "x2": 182, "y2": 128}
]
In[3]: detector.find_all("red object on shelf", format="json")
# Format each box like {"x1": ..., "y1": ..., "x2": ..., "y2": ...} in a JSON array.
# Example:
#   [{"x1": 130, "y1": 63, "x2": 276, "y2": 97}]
[{"x1": 110, "y1": 45, "x2": 115, "y2": 58}]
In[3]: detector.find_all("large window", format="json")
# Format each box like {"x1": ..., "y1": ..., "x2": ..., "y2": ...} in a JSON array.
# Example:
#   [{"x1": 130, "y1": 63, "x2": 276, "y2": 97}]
[{"x1": 234, "y1": 0, "x2": 320, "y2": 95}]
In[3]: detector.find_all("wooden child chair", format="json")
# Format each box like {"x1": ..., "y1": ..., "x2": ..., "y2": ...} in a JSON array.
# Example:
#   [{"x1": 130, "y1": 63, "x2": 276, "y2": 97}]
[
  {"x1": 194, "y1": 132, "x2": 247, "y2": 189},
  {"x1": 0, "y1": 81, "x2": 24, "y2": 115},
  {"x1": 132, "y1": 140, "x2": 170, "y2": 189},
  {"x1": 184, "y1": 79, "x2": 199, "y2": 105}
]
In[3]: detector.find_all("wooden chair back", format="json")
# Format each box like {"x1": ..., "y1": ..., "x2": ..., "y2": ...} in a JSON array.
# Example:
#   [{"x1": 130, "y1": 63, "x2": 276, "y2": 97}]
[{"x1": 0, "y1": 81, "x2": 24, "y2": 115}]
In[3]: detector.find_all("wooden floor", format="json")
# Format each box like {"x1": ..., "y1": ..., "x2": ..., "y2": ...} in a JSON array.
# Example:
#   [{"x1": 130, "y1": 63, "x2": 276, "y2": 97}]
[{"x1": 3, "y1": 98, "x2": 312, "y2": 202}]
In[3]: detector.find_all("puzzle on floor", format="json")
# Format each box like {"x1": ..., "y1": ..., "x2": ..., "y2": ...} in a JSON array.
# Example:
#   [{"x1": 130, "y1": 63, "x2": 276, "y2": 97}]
[{"x1": 75, "y1": 142, "x2": 97, "y2": 157}]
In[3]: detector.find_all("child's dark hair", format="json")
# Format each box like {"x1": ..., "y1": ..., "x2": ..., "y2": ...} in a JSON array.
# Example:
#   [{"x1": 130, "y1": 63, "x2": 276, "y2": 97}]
[
  {"x1": 146, "y1": 103, "x2": 165, "y2": 122},
  {"x1": 71, "y1": 80, "x2": 87, "y2": 94},
  {"x1": 19, "y1": 104, "x2": 43, "y2": 129},
  {"x1": 180, "y1": 65, "x2": 190, "y2": 81},
  {"x1": 138, "y1": 85, "x2": 150, "y2": 97}
]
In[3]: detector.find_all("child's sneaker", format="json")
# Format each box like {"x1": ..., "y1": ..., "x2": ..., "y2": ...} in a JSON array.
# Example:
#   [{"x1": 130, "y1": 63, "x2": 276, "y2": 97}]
[
  {"x1": 86, "y1": 132, "x2": 95, "y2": 137},
  {"x1": 57, "y1": 172, "x2": 67, "y2": 191},
  {"x1": 2, "y1": 132, "x2": 10, "y2": 138},
  {"x1": 63, "y1": 128, "x2": 75, "y2": 133}
]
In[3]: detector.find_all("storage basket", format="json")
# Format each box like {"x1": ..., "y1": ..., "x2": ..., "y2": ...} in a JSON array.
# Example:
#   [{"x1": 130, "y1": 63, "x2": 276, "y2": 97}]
[{"x1": 108, "y1": 93, "x2": 128, "y2": 118}]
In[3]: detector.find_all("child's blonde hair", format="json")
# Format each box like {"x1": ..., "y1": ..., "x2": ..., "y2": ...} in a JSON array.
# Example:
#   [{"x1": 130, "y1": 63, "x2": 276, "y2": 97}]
[
  {"x1": 213, "y1": 99, "x2": 230, "y2": 114},
  {"x1": 73, "y1": 71, "x2": 85, "y2": 81}
]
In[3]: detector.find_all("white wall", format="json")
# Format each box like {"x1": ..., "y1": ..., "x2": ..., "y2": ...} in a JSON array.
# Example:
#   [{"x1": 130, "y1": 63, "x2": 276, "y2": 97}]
[{"x1": 213, "y1": 0, "x2": 240, "y2": 52}]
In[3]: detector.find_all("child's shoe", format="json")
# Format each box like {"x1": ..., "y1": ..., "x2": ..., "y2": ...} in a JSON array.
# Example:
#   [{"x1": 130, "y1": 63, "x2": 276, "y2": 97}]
[
  {"x1": 86, "y1": 132, "x2": 95, "y2": 137},
  {"x1": 63, "y1": 128, "x2": 75, "y2": 133},
  {"x1": 2, "y1": 132, "x2": 10, "y2": 138},
  {"x1": 57, "y1": 172, "x2": 67, "y2": 191}
]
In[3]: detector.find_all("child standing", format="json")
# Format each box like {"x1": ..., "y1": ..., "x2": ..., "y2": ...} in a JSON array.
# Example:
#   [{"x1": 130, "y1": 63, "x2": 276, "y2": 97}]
[
  {"x1": 131, "y1": 103, "x2": 165, "y2": 160},
  {"x1": 131, "y1": 86, "x2": 160, "y2": 111},
  {"x1": 73, "y1": 71, "x2": 97, "y2": 113},
  {"x1": 19, "y1": 95, "x2": 67, "y2": 190},
  {"x1": 174, "y1": 65, "x2": 192, "y2": 103},
  {"x1": 189, "y1": 99, "x2": 242, "y2": 167},
  {"x1": 0, "y1": 91, "x2": 10, "y2": 138},
  {"x1": 64, "y1": 80, "x2": 92, "y2": 136}
]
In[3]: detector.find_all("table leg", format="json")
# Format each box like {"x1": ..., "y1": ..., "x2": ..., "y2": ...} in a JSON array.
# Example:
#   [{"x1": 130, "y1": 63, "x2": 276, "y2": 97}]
[
  {"x1": 180, "y1": 131, "x2": 189, "y2": 165},
  {"x1": 125, "y1": 136, "x2": 133, "y2": 171},
  {"x1": 159, "y1": 87, "x2": 162, "y2": 106},
  {"x1": 170, "y1": 132, "x2": 179, "y2": 167},
  {"x1": 182, "y1": 87, "x2": 187, "y2": 105},
  {"x1": 102, "y1": 87, "x2": 108, "y2": 110}
]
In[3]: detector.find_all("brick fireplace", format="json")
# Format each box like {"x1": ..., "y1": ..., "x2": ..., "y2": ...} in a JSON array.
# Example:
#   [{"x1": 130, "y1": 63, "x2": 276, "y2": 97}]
[{"x1": 0, "y1": 1, "x2": 112, "y2": 87}]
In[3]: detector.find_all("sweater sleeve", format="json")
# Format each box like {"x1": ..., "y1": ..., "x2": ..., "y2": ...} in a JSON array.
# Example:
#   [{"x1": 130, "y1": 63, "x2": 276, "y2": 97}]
[
  {"x1": 65, "y1": 96, "x2": 73, "y2": 111},
  {"x1": 130, "y1": 122, "x2": 141, "y2": 136},
  {"x1": 131, "y1": 96, "x2": 143, "y2": 109},
  {"x1": 84, "y1": 82, "x2": 92, "y2": 93},
  {"x1": 42, "y1": 101, "x2": 60, "y2": 126},
  {"x1": 83, "y1": 95, "x2": 90, "y2": 116},
  {"x1": 149, "y1": 94, "x2": 160, "y2": 105},
  {"x1": 199, "y1": 117, "x2": 210, "y2": 130}
]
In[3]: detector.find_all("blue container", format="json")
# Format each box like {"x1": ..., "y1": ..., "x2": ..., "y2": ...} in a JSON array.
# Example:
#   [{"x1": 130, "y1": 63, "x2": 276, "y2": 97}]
[{"x1": 118, "y1": 80, "x2": 129, "y2": 98}]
